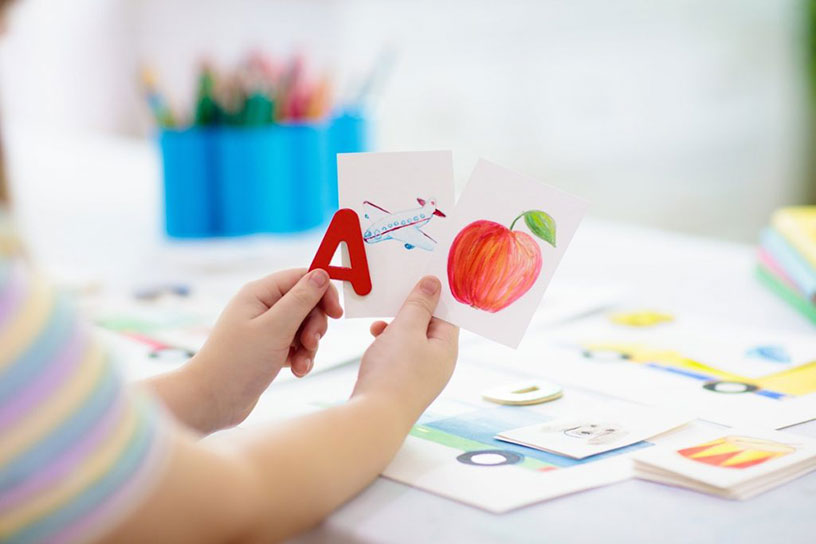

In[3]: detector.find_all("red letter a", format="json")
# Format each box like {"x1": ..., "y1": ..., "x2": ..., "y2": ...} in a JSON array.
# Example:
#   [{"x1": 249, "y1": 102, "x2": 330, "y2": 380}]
[{"x1": 309, "y1": 208, "x2": 372, "y2": 296}]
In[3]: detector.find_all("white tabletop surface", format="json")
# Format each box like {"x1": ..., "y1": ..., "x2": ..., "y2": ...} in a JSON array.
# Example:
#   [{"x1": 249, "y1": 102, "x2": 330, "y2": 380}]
[
  {"x1": 7, "y1": 125, "x2": 816, "y2": 544},
  {"x1": 286, "y1": 223, "x2": 816, "y2": 544}
]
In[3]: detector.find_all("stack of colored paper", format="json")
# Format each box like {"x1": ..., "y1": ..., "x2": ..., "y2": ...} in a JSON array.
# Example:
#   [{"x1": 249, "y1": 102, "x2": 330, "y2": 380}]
[
  {"x1": 634, "y1": 429, "x2": 816, "y2": 500},
  {"x1": 757, "y1": 207, "x2": 816, "y2": 324}
]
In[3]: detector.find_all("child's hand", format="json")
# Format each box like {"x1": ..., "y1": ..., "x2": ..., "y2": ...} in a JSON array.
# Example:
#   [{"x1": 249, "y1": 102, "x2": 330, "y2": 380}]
[
  {"x1": 171, "y1": 269, "x2": 342, "y2": 431},
  {"x1": 352, "y1": 276, "x2": 459, "y2": 426}
]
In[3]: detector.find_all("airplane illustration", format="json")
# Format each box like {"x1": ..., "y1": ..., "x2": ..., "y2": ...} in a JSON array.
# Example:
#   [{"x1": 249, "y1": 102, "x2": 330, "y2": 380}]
[{"x1": 362, "y1": 197, "x2": 446, "y2": 250}]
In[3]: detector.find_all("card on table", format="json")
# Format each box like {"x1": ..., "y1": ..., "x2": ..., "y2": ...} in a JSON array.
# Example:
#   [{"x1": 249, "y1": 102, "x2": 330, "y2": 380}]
[
  {"x1": 423, "y1": 159, "x2": 588, "y2": 347},
  {"x1": 633, "y1": 427, "x2": 816, "y2": 499},
  {"x1": 337, "y1": 151, "x2": 455, "y2": 318},
  {"x1": 496, "y1": 407, "x2": 692, "y2": 459}
]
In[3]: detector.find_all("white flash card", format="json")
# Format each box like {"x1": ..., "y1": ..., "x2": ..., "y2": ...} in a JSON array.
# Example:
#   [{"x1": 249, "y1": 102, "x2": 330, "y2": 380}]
[
  {"x1": 497, "y1": 408, "x2": 691, "y2": 459},
  {"x1": 338, "y1": 151, "x2": 455, "y2": 317}
]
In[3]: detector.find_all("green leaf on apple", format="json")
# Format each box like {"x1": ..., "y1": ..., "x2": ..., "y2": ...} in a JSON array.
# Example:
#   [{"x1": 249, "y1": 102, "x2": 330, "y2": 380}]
[{"x1": 511, "y1": 210, "x2": 556, "y2": 247}]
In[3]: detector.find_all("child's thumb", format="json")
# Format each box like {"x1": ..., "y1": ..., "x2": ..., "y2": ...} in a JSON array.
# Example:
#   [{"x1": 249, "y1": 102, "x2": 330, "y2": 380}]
[
  {"x1": 262, "y1": 269, "x2": 330, "y2": 337},
  {"x1": 391, "y1": 276, "x2": 441, "y2": 333}
]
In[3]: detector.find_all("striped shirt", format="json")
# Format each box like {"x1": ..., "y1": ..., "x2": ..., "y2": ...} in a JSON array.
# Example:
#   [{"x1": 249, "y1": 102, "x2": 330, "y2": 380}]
[{"x1": 0, "y1": 258, "x2": 170, "y2": 543}]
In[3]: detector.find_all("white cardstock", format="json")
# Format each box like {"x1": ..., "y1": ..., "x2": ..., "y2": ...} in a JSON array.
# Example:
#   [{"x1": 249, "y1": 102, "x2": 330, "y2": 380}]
[
  {"x1": 423, "y1": 159, "x2": 588, "y2": 347},
  {"x1": 337, "y1": 151, "x2": 455, "y2": 318},
  {"x1": 496, "y1": 408, "x2": 692, "y2": 459},
  {"x1": 633, "y1": 427, "x2": 816, "y2": 498}
]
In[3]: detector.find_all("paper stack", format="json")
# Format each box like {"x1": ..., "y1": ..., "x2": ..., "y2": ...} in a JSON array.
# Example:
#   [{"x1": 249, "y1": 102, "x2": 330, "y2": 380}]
[
  {"x1": 633, "y1": 428, "x2": 816, "y2": 499},
  {"x1": 756, "y1": 207, "x2": 816, "y2": 325}
]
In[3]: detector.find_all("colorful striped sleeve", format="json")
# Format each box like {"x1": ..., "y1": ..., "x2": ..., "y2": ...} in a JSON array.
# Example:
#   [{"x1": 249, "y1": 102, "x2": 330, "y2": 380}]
[{"x1": 0, "y1": 258, "x2": 171, "y2": 544}]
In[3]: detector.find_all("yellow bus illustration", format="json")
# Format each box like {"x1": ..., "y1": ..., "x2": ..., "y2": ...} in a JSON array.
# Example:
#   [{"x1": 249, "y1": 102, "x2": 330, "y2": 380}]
[{"x1": 581, "y1": 342, "x2": 816, "y2": 399}]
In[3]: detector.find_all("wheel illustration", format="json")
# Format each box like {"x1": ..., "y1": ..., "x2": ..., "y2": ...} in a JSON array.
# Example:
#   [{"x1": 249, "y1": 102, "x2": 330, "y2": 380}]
[
  {"x1": 456, "y1": 449, "x2": 523, "y2": 467},
  {"x1": 702, "y1": 381, "x2": 758, "y2": 394},
  {"x1": 149, "y1": 347, "x2": 196, "y2": 361}
]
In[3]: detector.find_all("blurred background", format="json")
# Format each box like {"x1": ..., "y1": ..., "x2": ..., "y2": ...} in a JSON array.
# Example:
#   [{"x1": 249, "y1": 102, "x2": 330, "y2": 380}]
[{"x1": 0, "y1": 0, "x2": 813, "y2": 247}]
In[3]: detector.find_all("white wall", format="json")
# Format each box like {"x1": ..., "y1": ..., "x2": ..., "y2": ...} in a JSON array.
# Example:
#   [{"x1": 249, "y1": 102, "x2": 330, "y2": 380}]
[
  {"x1": 0, "y1": 0, "x2": 810, "y2": 240},
  {"x1": 0, "y1": 0, "x2": 138, "y2": 132},
  {"x1": 336, "y1": 0, "x2": 811, "y2": 239}
]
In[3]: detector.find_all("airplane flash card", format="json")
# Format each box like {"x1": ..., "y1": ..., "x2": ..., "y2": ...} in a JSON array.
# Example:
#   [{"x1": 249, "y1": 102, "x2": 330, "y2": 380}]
[{"x1": 336, "y1": 151, "x2": 455, "y2": 318}]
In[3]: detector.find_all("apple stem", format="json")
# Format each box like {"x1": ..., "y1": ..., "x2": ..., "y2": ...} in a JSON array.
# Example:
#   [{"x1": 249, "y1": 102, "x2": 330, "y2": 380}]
[{"x1": 509, "y1": 211, "x2": 528, "y2": 231}]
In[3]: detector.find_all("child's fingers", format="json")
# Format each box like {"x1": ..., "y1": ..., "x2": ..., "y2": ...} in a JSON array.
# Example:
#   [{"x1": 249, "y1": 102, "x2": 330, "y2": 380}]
[
  {"x1": 260, "y1": 269, "x2": 330, "y2": 338},
  {"x1": 319, "y1": 283, "x2": 343, "y2": 319},
  {"x1": 299, "y1": 309, "x2": 328, "y2": 351},
  {"x1": 290, "y1": 344, "x2": 316, "y2": 378},
  {"x1": 391, "y1": 276, "x2": 441, "y2": 333},
  {"x1": 244, "y1": 268, "x2": 307, "y2": 309},
  {"x1": 369, "y1": 321, "x2": 388, "y2": 337},
  {"x1": 428, "y1": 317, "x2": 459, "y2": 345}
]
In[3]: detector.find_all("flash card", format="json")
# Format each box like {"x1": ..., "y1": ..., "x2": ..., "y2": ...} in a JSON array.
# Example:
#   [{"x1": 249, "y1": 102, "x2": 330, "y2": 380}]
[
  {"x1": 337, "y1": 151, "x2": 455, "y2": 317},
  {"x1": 633, "y1": 427, "x2": 816, "y2": 499},
  {"x1": 423, "y1": 159, "x2": 588, "y2": 347},
  {"x1": 496, "y1": 408, "x2": 692, "y2": 459}
]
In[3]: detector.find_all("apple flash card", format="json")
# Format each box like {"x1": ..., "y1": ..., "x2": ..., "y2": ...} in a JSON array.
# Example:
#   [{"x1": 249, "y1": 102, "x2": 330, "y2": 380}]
[
  {"x1": 423, "y1": 160, "x2": 588, "y2": 347},
  {"x1": 337, "y1": 151, "x2": 455, "y2": 318}
]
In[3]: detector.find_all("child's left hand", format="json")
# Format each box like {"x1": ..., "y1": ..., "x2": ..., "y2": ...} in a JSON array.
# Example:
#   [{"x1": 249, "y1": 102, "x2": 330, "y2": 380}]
[{"x1": 147, "y1": 268, "x2": 342, "y2": 433}]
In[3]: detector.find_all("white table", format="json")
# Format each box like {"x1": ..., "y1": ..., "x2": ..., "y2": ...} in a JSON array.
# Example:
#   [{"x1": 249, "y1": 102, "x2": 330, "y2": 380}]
[
  {"x1": 286, "y1": 223, "x2": 816, "y2": 544},
  {"x1": 8, "y1": 126, "x2": 816, "y2": 544}
]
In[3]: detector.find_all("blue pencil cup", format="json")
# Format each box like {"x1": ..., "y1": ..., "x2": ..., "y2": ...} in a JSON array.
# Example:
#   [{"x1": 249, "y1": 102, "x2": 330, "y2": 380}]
[
  {"x1": 159, "y1": 129, "x2": 218, "y2": 238},
  {"x1": 158, "y1": 111, "x2": 369, "y2": 238},
  {"x1": 282, "y1": 121, "x2": 331, "y2": 231},
  {"x1": 217, "y1": 127, "x2": 296, "y2": 235},
  {"x1": 327, "y1": 110, "x2": 369, "y2": 211}
]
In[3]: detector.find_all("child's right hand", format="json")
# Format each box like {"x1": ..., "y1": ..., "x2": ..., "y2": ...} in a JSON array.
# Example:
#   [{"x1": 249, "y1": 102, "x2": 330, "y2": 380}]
[
  {"x1": 146, "y1": 268, "x2": 342, "y2": 433},
  {"x1": 352, "y1": 276, "x2": 459, "y2": 426}
]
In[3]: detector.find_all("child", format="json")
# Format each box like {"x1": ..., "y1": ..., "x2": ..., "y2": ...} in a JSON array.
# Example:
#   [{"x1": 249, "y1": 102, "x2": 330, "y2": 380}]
[
  {"x1": 2, "y1": 258, "x2": 459, "y2": 544},
  {"x1": 0, "y1": 8, "x2": 459, "y2": 544}
]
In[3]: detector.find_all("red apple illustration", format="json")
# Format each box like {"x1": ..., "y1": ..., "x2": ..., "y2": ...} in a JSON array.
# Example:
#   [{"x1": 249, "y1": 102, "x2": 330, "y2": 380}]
[{"x1": 447, "y1": 210, "x2": 556, "y2": 313}]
